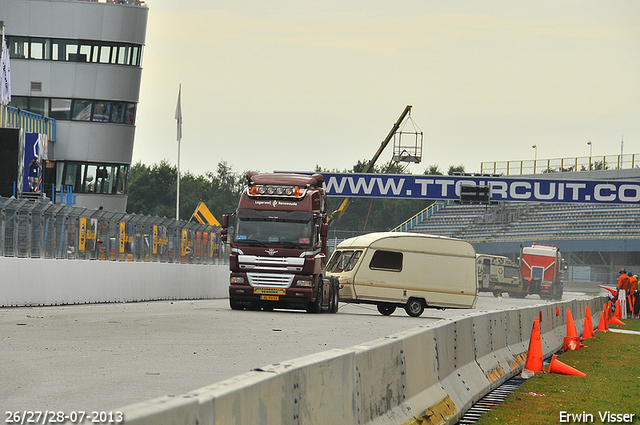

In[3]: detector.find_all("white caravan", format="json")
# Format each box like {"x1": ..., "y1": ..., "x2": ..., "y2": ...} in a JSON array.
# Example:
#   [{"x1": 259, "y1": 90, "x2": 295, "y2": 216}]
[{"x1": 326, "y1": 232, "x2": 478, "y2": 317}]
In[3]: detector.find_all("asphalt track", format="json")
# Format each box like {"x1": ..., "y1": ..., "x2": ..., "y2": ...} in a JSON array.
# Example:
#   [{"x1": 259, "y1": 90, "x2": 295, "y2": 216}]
[{"x1": 0, "y1": 292, "x2": 595, "y2": 414}]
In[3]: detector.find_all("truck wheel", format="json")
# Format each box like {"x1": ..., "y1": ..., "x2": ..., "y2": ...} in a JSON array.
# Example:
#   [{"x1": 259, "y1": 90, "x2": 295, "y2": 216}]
[
  {"x1": 329, "y1": 283, "x2": 339, "y2": 313},
  {"x1": 552, "y1": 284, "x2": 563, "y2": 300},
  {"x1": 377, "y1": 303, "x2": 396, "y2": 316},
  {"x1": 492, "y1": 290, "x2": 502, "y2": 297},
  {"x1": 405, "y1": 298, "x2": 424, "y2": 317},
  {"x1": 307, "y1": 279, "x2": 323, "y2": 313},
  {"x1": 509, "y1": 292, "x2": 527, "y2": 299}
]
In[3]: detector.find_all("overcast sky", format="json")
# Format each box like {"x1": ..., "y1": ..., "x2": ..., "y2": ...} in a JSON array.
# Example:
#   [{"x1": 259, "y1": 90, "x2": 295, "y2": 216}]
[{"x1": 132, "y1": 1, "x2": 640, "y2": 177}]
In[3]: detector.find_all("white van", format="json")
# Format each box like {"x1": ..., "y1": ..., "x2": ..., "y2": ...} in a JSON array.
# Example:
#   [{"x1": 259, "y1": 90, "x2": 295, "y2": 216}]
[{"x1": 326, "y1": 232, "x2": 478, "y2": 317}]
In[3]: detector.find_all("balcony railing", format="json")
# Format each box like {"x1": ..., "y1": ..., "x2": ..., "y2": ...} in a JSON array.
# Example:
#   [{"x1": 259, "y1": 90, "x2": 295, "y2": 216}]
[
  {"x1": 4, "y1": 106, "x2": 56, "y2": 142},
  {"x1": 75, "y1": 0, "x2": 146, "y2": 6}
]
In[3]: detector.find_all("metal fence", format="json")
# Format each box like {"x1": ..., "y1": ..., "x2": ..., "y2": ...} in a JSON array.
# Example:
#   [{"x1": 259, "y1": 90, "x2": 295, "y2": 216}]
[
  {"x1": 480, "y1": 153, "x2": 640, "y2": 176},
  {"x1": 0, "y1": 196, "x2": 226, "y2": 264}
]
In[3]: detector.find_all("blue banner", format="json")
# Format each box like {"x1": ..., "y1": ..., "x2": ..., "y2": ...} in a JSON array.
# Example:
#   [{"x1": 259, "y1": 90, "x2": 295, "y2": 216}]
[{"x1": 322, "y1": 173, "x2": 640, "y2": 205}]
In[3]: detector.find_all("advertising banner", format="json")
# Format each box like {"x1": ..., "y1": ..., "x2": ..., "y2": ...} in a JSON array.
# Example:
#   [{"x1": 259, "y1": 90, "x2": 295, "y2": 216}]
[
  {"x1": 79, "y1": 217, "x2": 87, "y2": 251},
  {"x1": 23, "y1": 133, "x2": 47, "y2": 194},
  {"x1": 322, "y1": 173, "x2": 640, "y2": 205}
]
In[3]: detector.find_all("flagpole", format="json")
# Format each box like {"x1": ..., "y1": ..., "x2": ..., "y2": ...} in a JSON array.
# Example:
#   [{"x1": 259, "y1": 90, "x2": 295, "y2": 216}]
[
  {"x1": 175, "y1": 84, "x2": 182, "y2": 221},
  {"x1": 1, "y1": 25, "x2": 5, "y2": 128}
]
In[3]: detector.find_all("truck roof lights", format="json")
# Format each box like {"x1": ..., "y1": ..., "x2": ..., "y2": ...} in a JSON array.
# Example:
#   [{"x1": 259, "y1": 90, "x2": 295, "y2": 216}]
[{"x1": 249, "y1": 185, "x2": 305, "y2": 198}]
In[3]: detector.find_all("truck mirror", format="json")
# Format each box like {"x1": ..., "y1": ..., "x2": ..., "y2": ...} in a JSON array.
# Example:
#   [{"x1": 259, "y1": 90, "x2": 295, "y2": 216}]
[
  {"x1": 320, "y1": 223, "x2": 328, "y2": 238},
  {"x1": 220, "y1": 227, "x2": 228, "y2": 242},
  {"x1": 221, "y1": 214, "x2": 229, "y2": 228}
]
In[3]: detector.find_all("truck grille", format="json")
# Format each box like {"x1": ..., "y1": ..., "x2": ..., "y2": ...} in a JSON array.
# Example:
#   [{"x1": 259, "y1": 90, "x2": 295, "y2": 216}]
[{"x1": 247, "y1": 273, "x2": 294, "y2": 287}]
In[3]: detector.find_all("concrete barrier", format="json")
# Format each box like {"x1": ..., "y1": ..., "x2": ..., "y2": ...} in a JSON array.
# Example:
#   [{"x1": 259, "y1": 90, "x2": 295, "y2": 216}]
[
  {"x1": 0, "y1": 257, "x2": 229, "y2": 306},
  {"x1": 91, "y1": 297, "x2": 605, "y2": 425}
]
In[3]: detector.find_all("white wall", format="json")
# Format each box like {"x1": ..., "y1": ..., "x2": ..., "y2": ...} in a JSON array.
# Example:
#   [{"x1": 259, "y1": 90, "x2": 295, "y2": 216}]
[{"x1": 0, "y1": 257, "x2": 229, "y2": 307}]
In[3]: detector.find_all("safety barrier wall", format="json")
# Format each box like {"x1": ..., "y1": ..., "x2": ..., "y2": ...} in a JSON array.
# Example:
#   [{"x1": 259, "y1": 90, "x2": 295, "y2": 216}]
[
  {"x1": 87, "y1": 296, "x2": 606, "y2": 425},
  {"x1": 0, "y1": 258, "x2": 229, "y2": 306}
]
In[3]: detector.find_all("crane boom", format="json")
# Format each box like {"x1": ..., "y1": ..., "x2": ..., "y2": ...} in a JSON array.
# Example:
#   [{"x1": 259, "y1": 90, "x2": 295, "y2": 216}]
[{"x1": 328, "y1": 105, "x2": 413, "y2": 225}]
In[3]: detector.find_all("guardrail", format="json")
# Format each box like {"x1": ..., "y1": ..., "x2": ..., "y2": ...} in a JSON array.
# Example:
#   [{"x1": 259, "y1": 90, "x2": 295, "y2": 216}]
[
  {"x1": 390, "y1": 200, "x2": 450, "y2": 233},
  {"x1": 88, "y1": 297, "x2": 605, "y2": 425},
  {"x1": 481, "y1": 153, "x2": 640, "y2": 176},
  {"x1": 0, "y1": 196, "x2": 224, "y2": 264}
]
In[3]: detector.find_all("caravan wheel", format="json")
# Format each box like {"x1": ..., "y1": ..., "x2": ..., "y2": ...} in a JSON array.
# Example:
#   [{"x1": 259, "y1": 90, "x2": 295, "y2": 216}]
[
  {"x1": 405, "y1": 298, "x2": 425, "y2": 317},
  {"x1": 376, "y1": 303, "x2": 396, "y2": 316}
]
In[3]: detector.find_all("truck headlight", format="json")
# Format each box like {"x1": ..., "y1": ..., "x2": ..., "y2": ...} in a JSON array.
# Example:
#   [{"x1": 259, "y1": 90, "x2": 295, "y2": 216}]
[
  {"x1": 231, "y1": 277, "x2": 245, "y2": 284},
  {"x1": 297, "y1": 280, "x2": 313, "y2": 287}
]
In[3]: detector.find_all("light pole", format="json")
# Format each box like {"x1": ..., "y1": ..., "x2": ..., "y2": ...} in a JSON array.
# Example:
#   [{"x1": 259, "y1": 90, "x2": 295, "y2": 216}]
[
  {"x1": 532, "y1": 145, "x2": 537, "y2": 173},
  {"x1": 587, "y1": 141, "x2": 592, "y2": 170}
]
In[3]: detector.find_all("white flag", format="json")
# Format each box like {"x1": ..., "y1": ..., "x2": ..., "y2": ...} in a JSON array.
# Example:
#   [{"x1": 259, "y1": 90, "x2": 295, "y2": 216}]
[
  {"x1": 1, "y1": 31, "x2": 11, "y2": 106},
  {"x1": 175, "y1": 84, "x2": 182, "y2": 142}
]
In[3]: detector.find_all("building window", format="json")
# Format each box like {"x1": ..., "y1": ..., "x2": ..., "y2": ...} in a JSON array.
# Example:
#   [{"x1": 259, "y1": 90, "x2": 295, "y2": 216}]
[
  {"x1": 28, "y1": 98, "x2": 48, "y2": 117},
  {"x1": 7, "y1": 36, "x2": 143, "y2": 67},
  {"x1": 10, "y1": 96, "x2": 137, "y2": 125},
  {"x1": 110, "y1": 102, "x2": 125, "y2": 123},
  {"x1": 72, "y1": 100, "x2": 93, "y2": 121},
  {"x1": 57, "y1": 162, "x2": 129, "y2": 195},
  {"x1": 93, "y1": 101, "x2": 110, "y2": 122},
  {"x1": 50, "y1": 99, "x2": 72, "y2": 120},
  {"x1": 9, "y1": 36, "x2": 28, "y2": 59}
]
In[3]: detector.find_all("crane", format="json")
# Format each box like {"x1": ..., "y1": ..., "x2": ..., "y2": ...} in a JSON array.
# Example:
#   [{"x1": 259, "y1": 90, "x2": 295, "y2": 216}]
[{"x1": 327, "y1": 105, "x2": 421, "y2": 225}]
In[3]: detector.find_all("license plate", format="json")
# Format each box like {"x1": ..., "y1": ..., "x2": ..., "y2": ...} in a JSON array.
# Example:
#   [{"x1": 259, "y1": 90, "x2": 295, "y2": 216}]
[
  {"x1": 260, "y1": 295, "x2": 279, "y2": 301},
  {"x1": 254, "y1": 287, "x2": 286, "y2": 295}
]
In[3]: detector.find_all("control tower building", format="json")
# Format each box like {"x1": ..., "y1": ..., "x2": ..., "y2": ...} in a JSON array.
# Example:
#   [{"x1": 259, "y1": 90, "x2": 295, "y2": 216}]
[{"x1": 0, "y1": 0, "x2": 148, "y2": 211}]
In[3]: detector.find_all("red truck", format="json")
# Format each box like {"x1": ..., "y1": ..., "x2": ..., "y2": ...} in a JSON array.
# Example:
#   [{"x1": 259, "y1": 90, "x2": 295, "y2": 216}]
[
  {"x1": 519, "y1": 243, "x2": 565, "y2": 300},
  {"x1": 221, "y1": 172, "x2": 339, "y2": 313}
]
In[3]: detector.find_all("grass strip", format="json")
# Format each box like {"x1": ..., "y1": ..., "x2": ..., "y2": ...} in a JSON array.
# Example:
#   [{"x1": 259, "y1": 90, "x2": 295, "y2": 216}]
[{"x1": 476, "y1": 318, "x2": 640, "y2": 424}]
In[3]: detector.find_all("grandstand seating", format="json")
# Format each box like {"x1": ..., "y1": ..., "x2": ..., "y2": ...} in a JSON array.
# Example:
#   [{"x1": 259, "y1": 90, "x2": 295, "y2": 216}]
[{"x1": 408, "y1": 202, "x2": 640, "y2": 242}]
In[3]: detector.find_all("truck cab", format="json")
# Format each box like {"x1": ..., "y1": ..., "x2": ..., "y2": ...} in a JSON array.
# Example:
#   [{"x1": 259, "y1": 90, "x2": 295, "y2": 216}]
[
  {"x1": 520, "y1": 243, "x2": 564, "y2": 300},
  {"x1": 221, "y1": 172, "x2": 338, "y2": 313},
  {"x1": 476, "y1": 254, "x2": 526, "y2": 298}
]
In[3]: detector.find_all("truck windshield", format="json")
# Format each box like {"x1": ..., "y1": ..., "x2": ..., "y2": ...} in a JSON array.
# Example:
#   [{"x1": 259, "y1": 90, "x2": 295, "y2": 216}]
[
  {"x1": 235, "y1": 218, "x2": 314, "y2": 246},
  {"x1": 327, "y1": 250, "x2": 362, "y2": 273},
  {"x1": 504, "y1": 266, "x2": 520, "y2": 279}
]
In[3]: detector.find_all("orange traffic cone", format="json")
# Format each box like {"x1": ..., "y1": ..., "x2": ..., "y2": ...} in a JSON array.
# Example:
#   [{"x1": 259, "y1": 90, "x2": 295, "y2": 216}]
[
  {"x1": 523, "y1": 317, "x2": 544, "y2": 375},
  {"x1": 582, "y1": 305, "x2": 595, "y2": 339},
  {"x1": 609, "y1": 300, "x2": 625, "y2": 325},
  {"x1": 597, "y1": 312, "x2": 607, "y2": 332},
  {"x1": 548, "y1": 354, "x2": 587, "y2": 377},
  {"x1": 563, "y1": 308, "x2": 582, "y2": 351},
  {"x1": 609, "y1": 316, "x2": 626, "y2": 326}
]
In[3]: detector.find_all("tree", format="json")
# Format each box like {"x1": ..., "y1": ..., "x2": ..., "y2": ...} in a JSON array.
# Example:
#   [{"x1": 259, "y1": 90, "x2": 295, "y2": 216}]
[
  {"x1": 425, "y1": 164, "x2": 443, "y2": 175},
  {"x1": 447, "y1": 164, "x2": 466, "y2": 175},
  {"x1": 127, "y1": 160, "x2": 177, "y2": 218},
  {"x1": 204, "y1": 161, "x2": 245, "y2": 219},
  {"x1": 126, "y1": 160, "x2": 244, "y2": 222}
]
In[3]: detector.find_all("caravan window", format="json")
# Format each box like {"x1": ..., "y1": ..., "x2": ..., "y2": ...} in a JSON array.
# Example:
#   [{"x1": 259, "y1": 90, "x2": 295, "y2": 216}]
[
  {"x1": 369, "y1": 250, "x2": 403, "y2": 272},
  {"x1": 327, "y1": 250, "x2": 362, "y2": 273}
]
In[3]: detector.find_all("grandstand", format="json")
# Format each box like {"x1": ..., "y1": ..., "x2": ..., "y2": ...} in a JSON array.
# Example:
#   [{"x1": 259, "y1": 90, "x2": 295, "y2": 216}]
[
  {"x1": 410, "y1": 202, "x2": 640, "y2": 242},
  {"x1": 395, "y1": 168, "x2": 640, "y2": 288}
]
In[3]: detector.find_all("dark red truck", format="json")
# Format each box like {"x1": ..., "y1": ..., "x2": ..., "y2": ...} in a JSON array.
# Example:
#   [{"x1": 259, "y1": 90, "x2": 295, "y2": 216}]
[{"x1": 221, "y1": 172, "x2": 339, "y2": 313}]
